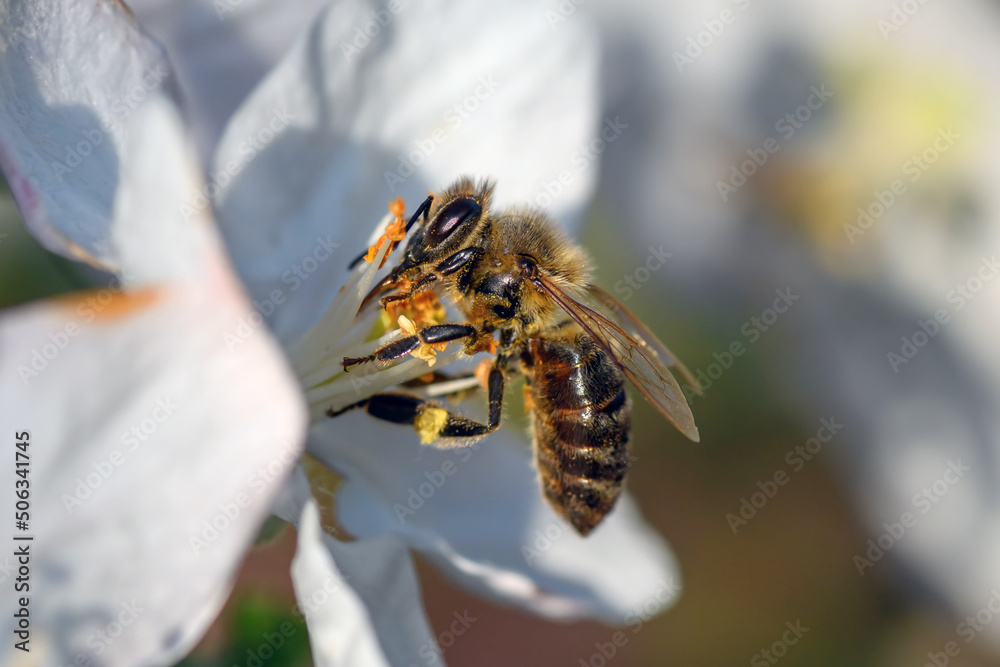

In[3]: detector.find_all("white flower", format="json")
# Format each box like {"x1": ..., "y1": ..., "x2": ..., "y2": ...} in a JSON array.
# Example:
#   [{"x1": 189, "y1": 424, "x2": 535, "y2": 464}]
[{"x1": 0, "y1": 0, "x2": 684, "y2": 664}]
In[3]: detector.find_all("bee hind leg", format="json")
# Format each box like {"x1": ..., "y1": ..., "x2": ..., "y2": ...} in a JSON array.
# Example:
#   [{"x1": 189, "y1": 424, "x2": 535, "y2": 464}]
[{"x1": 326, "y1": 365, "x2": 505, "y2": 445}]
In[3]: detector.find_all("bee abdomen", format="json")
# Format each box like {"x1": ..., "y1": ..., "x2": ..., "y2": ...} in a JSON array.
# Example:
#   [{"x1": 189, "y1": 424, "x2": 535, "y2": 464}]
[{"x1": 532, "y1": 384, "x2": 632, "y2": 536}]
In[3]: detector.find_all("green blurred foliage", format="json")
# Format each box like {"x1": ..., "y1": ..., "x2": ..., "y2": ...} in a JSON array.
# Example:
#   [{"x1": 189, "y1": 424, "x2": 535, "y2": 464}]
[
  {"x1": 178, "y1": 594, "x2": 311, "y2": 667},
  {"x1": 0, "y1": 176, "x2": 94, "y2": 307}
]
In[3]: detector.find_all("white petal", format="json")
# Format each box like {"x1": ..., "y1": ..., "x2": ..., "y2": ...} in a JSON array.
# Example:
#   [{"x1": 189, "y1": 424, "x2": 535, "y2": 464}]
[
  {"x1": 211, "y1": 0, "x2": 601, "y2": 343},
  {"x1": 111, "y1": 93, "x2": 228, "y2": 286},
  {"x1": 309, "y1": 415, "x2": 681, "y2": 624},
  {"x1": 127, "y1": 0, "x2": 327, "y2": 161},
  {"x1": 271, "y1": 463, "x2": 315, "y2": 524},
  {"x1": 291, "y1": 500, "x2": 444, "y2": 667},
  {"x1": 0, "y1": 0, "x2": 173, "y2": 269},
  {"x1": 0, "y1": 286, "x2": 306, "y2": 665},
  {"x1": 0, "y1": 94, "x2": 307, "y2": 664}
]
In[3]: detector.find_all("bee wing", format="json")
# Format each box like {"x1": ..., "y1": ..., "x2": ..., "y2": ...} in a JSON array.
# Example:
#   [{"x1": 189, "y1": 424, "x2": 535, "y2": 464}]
[
  {"x1": 586, "y1": 284, "x2": 700, "y2": 392},
  {"x1": 530, "y1": 272, "x2": 700, "y2": 442}
]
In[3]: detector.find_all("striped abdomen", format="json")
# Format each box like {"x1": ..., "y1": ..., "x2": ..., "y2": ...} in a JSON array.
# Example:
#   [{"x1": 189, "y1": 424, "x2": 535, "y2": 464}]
[{"x1": 522, "y1": 329, "x2": 631, "y2": 535}]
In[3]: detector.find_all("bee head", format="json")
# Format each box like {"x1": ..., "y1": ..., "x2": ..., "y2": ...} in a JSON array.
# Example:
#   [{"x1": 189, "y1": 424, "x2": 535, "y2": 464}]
[{"x1": 391, "y1": 177, "x2": 494, "y2": 276}]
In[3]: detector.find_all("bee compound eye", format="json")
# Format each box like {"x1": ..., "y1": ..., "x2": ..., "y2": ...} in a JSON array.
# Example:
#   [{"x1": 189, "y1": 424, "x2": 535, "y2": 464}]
[{"x1": 426, "y1": 197, "x2": 481, "y2": 246}]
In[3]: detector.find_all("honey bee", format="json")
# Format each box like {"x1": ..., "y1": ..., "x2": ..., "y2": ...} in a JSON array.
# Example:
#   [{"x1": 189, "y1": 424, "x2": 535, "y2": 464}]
[{"x1": 334, "y1": 177, "x2": 699, "y2": 535}]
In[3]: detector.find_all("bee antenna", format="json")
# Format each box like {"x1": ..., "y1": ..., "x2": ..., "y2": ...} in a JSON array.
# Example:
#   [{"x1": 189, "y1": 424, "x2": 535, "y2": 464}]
[
  {"x1": 405, "y1": 194, "x2": 435, "y2": 232},
  {"x1": 346, "y1": 194, "x2": 435, "y2": 271}
]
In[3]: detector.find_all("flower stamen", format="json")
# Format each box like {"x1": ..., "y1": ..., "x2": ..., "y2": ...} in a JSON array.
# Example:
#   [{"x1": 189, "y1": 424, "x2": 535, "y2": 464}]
[
  {"x1": 364, "y1": 197, "x2": 409, "y2": 267},
  {"x1": 398, "y1": 315, "x2": 447, "y2": 367}
]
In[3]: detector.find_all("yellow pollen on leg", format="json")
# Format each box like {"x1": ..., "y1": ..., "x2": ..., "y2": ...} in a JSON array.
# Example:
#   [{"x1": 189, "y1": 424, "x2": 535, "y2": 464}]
[{"x1": 415, "y1": 406, "x2": 449, "y2": 444}]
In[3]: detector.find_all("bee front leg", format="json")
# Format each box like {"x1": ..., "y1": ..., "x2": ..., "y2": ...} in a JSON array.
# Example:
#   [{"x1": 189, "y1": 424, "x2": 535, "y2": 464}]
[
  {"x1": 377, "y1": 247, "x2": 482, "y2": 311},
  {"x1": 342, "y1": 323, "x2": 478, "y2": 371},
  {"x1": 378, "y1": 272, "x2": 439, "y2": 309}
]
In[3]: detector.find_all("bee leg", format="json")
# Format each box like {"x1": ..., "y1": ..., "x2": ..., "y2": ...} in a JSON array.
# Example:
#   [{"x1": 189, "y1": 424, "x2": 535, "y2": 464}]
[
  {"x1": 347, "y1": 194, "x2": 434, "y2": 270},
  {"x1": 358, "y1": 273, "x2": 402, "y2": 312},
  {"x1": 379, "y1": 272, "x2": 439, "y2": 309},
  {"x1": 421, "y1": 364, "x2": 505, "y2": 442},
  {"x1": 326, "y1": 366, "x2": 504, "y2": 444},
  {"x1": 342, "y1": 323, "x2": 478, "y2": 370},
  {"x1": 376, "y1": 247, "x2": 481, "y2": 310},
  {"x1": 434, "y1": 247, "x2": 481, "y2": 277}
]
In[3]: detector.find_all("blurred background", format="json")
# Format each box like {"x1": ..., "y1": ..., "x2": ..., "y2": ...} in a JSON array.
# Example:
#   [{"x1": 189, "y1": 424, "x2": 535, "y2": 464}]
[{"x1": 7, "y1": 0, "x2": 1000, "y2": 664}]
